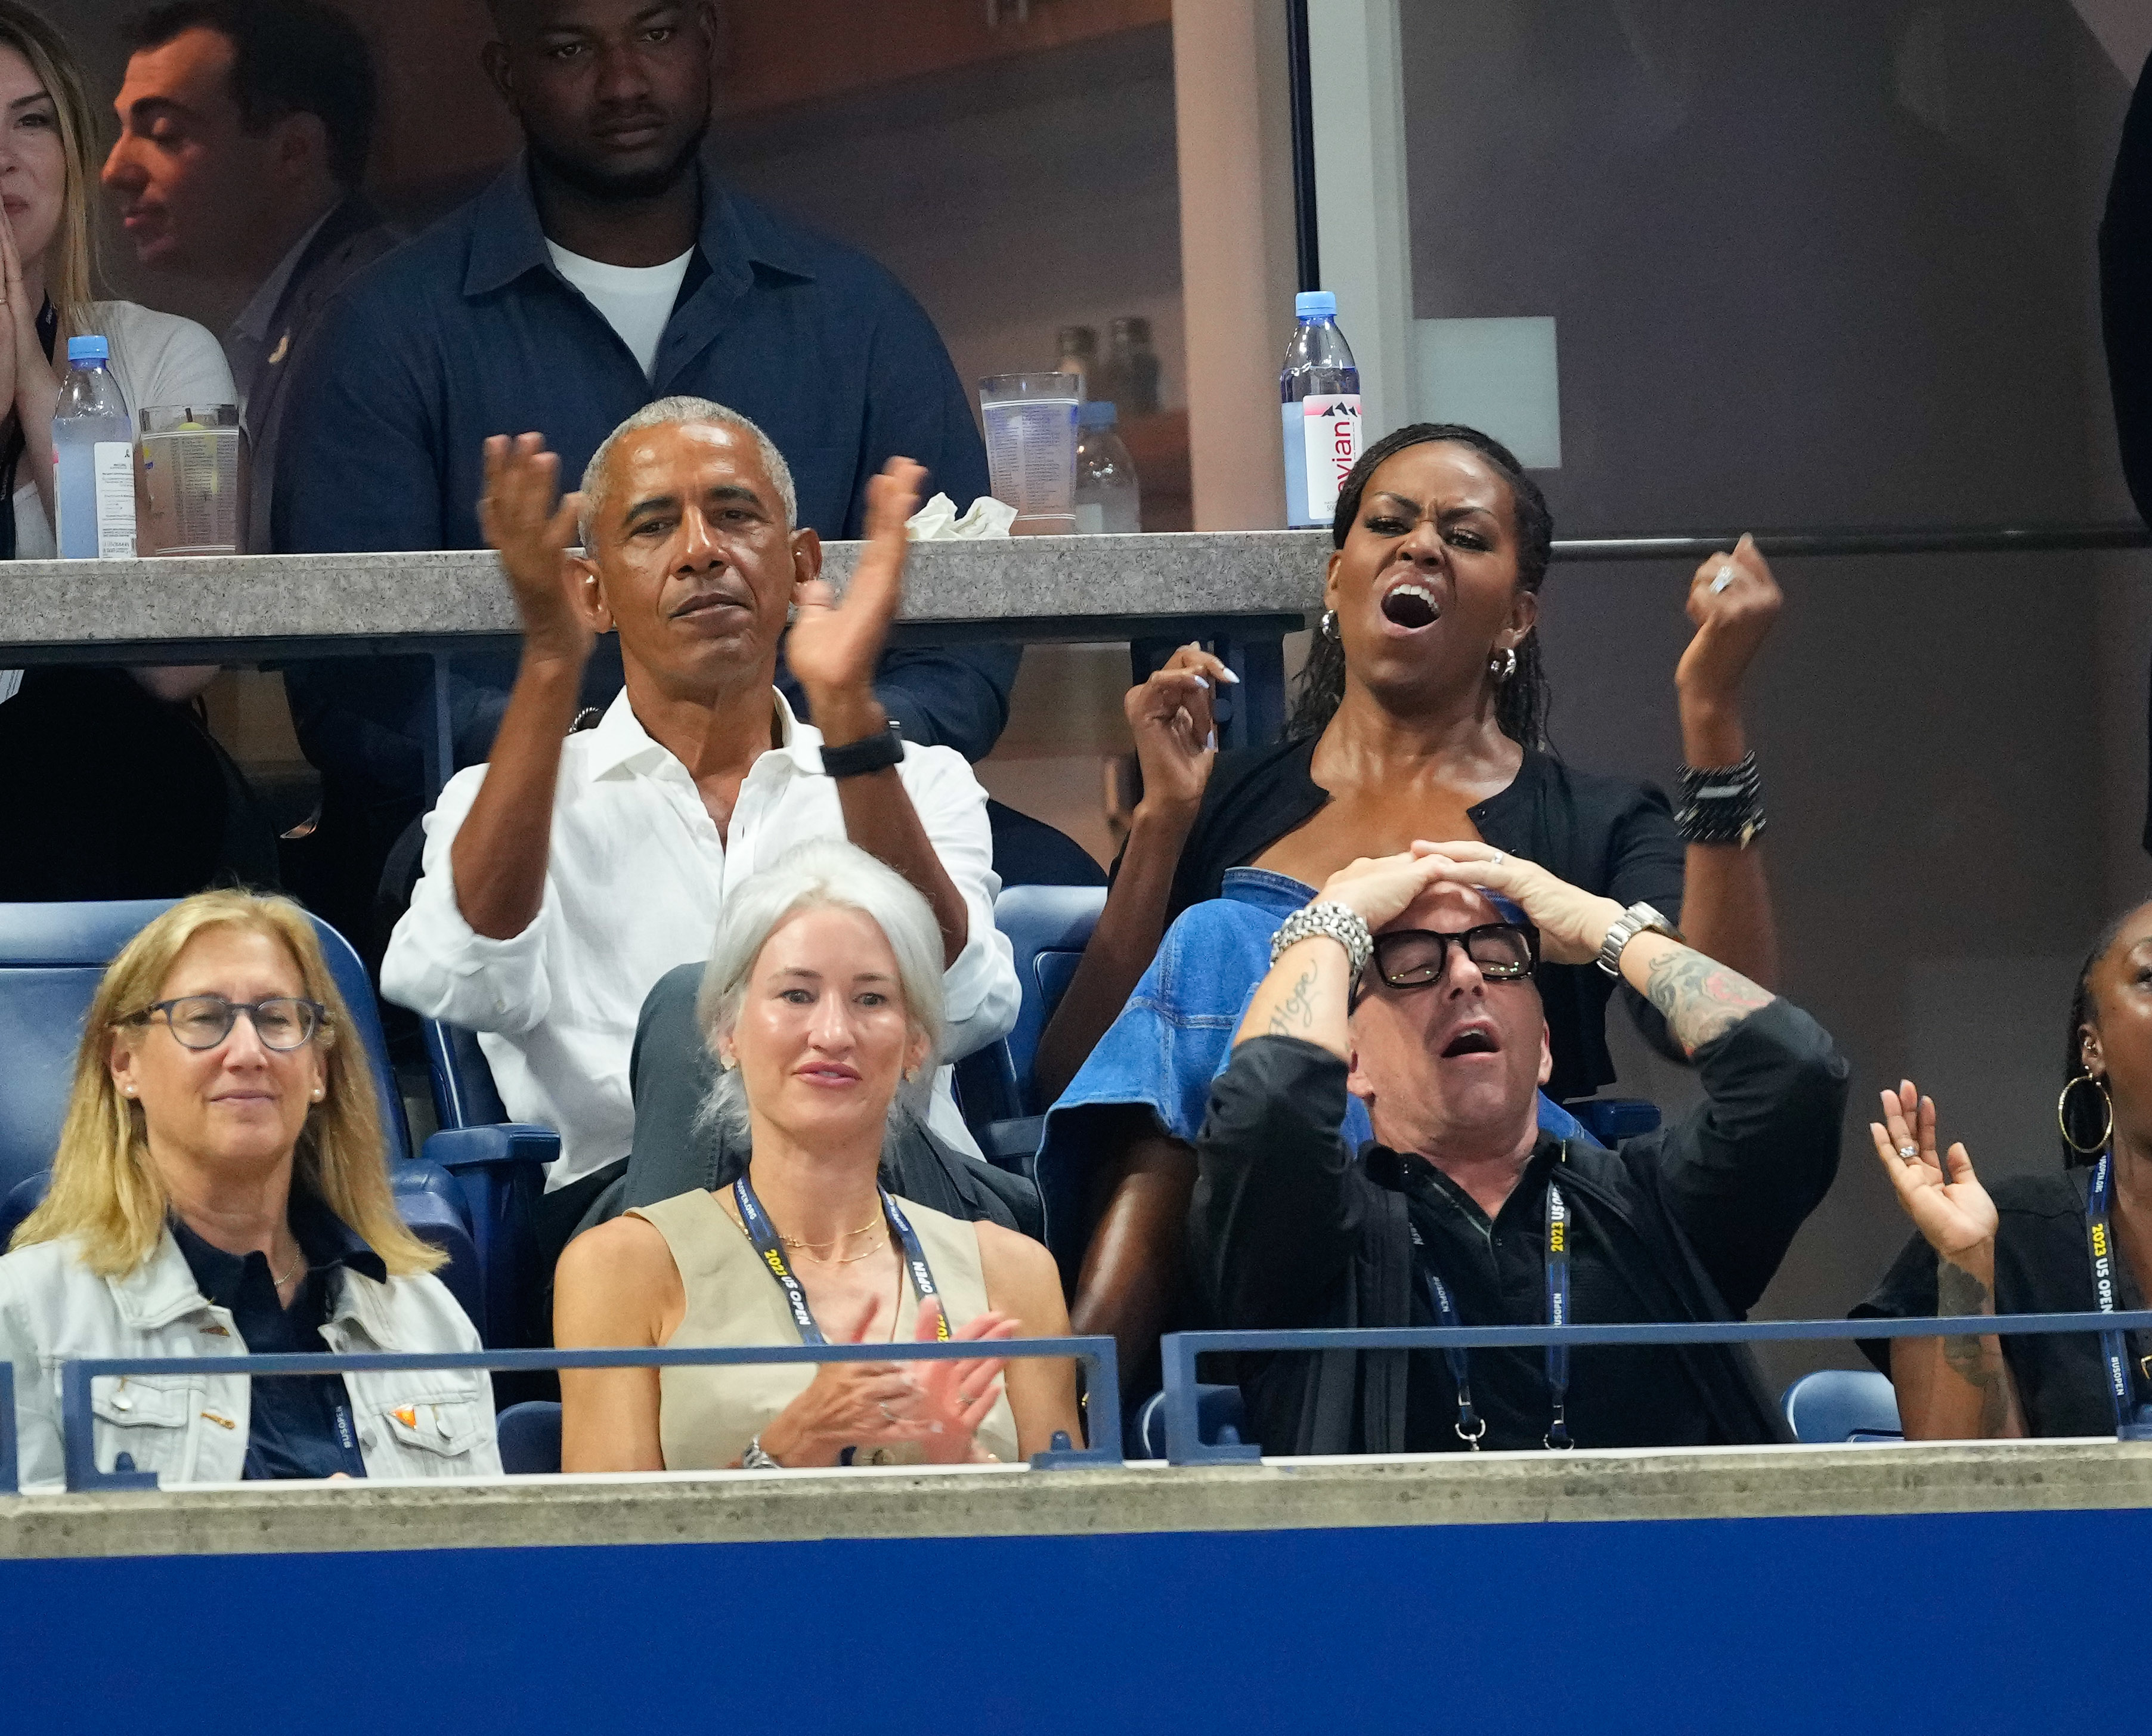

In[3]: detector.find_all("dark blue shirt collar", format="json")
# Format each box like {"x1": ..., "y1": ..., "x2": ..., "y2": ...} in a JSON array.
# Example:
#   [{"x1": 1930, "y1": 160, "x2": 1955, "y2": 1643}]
[
  {"x1": 462, "y1": 153, "x2": 817, "y2": 300},
  {"x1": 169, "y1": 1185, "x2": 388, "y2": 1308}
]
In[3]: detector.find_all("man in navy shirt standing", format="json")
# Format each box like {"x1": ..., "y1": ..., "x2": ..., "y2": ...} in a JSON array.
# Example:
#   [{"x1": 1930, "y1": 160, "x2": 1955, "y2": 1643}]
[{"x1": 274, "y1": 0, "x2": 1015, "y2": 934}]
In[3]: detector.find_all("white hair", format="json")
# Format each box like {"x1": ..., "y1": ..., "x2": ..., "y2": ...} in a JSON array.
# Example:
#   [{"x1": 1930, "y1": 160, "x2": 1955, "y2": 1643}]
[
  {"x1": 578, "y1": 396, "x2": 798, "y2": 544},
  {"x1": 694, "y1": 840, "x2": 946, "y2": 1143}
]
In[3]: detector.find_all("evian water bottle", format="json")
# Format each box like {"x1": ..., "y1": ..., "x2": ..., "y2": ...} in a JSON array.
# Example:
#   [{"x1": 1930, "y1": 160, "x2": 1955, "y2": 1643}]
[
  {"x1": 53, "y1": 335, "x2": 137, "y2": 558},
  {"x1": 1280, "y1": 290, "x2": 1362, "y2": 529}
]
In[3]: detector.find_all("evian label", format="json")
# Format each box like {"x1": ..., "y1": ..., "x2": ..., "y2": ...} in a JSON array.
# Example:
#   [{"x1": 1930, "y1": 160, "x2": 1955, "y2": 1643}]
[{"x1": 1300, "y1": 394, "x2": 1363, "y2": 523}]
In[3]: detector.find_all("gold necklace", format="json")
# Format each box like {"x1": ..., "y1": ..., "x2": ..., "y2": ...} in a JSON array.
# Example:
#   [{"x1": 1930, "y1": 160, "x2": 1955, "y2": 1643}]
[{"x1": 778, "y1": 1212, "x2": 883, "y2": 1254}]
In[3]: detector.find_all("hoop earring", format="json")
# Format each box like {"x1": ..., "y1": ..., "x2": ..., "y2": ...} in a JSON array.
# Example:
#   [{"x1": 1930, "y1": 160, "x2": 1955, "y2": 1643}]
[
  {"x1": 1320, "y1": 610, "x2": 1337, "y2": 640},
  {"x1": 2058, "y1": 1073, "x2": 2113, "y2": 1155},
  {"x1": 1490, "y1": 646, "x2": 1518, "y2": 683}
]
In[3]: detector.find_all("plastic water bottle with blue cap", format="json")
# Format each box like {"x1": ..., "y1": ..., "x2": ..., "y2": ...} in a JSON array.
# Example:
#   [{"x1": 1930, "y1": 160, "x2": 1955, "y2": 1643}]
[
  {"x1": 53, "y1": 334, "x2": 137, "y2": 559},
  {"x1": 1280, "y1": 290, "x2": 1361, "y2": 529},
  {"x1": 1073, "y1": 401, "x2": 1141, "y2": 534}
]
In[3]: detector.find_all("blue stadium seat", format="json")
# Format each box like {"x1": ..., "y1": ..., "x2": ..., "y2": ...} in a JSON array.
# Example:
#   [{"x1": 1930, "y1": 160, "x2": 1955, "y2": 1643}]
[
  {"x1": 0, "y1": 900, "x2": 485, "y2": 1333},
  {"x1": 1781, "y1": 1368, "x2": 1904, "y2": 1443},
  {"x1": 1131, "y1": 1383, "x2": 1249, "y2": 1459},
  {"x1": 497, "y1": 1399, "x2": 563, "y2": 1474},
  {"x1": 954, "y1": 886, "x2": 1107, "y2": 1166},
  {"x1": 419, "y1": 1019, "x2": 558, "y2": 1348}
]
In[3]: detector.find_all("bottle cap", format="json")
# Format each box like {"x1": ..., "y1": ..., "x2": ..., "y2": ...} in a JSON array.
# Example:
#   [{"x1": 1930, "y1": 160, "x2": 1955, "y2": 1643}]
[
  {"x1": 1078, "y1": 400, "x2": 1118, "y2": 429},
  {"x1": 1057, "y1": 324, "x2": 1098, "y2": 355},
  {"x1": 1295, "y1": 290, "x2": 1337, "y2": 319},
  {"x1": 1110, "y1": 315, "x2": 1152, "y2": 345},
  {"x1": 66, "y1": 335, "x2": 111, "y2": 364}
]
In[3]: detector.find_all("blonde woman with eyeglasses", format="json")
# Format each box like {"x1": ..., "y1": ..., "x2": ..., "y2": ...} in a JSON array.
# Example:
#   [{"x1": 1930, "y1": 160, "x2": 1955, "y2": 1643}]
[{"x1": 0, "y1": 890, "x2": 498, "y2": 1489}]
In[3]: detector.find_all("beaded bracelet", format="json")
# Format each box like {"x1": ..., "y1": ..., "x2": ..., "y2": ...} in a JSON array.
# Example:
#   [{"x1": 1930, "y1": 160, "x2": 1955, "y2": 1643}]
[{"x1": 1676, "y1": 750, "x2": 1766, "y2": 846}]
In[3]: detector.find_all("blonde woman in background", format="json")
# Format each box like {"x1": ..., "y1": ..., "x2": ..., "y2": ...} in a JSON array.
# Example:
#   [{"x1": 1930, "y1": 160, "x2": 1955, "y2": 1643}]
[
  {"x1": 0, "y1": 1, "x2": 274, "y2": 899},
  {"x1": 0, "y1": 891, "x2": 497, "y2": 1488}
]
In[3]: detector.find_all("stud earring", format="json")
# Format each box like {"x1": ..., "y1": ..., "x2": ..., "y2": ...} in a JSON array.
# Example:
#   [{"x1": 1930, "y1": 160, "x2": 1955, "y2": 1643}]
[
  {"x1": 1320, "y1": 609, "x2": 1338, "y2": 640},
  {"x1": 1489, "y1": 646, "x2": 1518, "y2": 682}
]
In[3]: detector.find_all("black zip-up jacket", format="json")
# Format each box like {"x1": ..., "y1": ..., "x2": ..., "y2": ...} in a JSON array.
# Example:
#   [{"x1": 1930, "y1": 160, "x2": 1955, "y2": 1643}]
[{"x1": 1191, "y1": 998, "x2": 1848, "y2": 1454}]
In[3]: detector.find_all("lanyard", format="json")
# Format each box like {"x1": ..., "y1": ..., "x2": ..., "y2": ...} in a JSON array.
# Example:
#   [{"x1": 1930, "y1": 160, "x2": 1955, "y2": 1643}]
[
  {"x1": 2083, "y1": 1153, "x2": 2138, "y2": 1431},
  {"x1": 1414, "y1": 1169, "x2": 1573, "y2": 1450},
  {"x1": 731, "y1": 1175, "x2": 950, "y2": 1347}
]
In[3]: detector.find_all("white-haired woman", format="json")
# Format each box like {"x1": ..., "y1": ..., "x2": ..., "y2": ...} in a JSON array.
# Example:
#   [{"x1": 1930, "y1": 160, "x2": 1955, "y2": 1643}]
[
  {"x1": 556, "y1": 841, "x2": 1080, "y2": 1471},
  {"x1": 0, "y1": 891, "x2": 498, "y2": 1487}
]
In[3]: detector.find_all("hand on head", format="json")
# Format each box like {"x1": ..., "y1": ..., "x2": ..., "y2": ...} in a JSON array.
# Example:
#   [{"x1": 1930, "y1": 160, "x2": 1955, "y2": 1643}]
[
  {"x1": 1868, "y1": 1078, "x2": 1997, "y2": 1261},
  {"x1": 480, "y1": 432, "x2": 594, "y2": 667},
  {"x1": 1318, "y1": 843, "x2": 1620, "y2": 967}
]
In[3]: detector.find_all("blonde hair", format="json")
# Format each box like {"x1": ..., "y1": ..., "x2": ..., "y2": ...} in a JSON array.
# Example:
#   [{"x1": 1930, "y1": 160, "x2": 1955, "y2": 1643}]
[
  {"x1": 11, "y1": 890, "x2": 442, "y2": 1279},
  {"x1": 694, "y1": 840, "x2": 945, "y2": 1142},
  {"x1": 0, "y1": 2, "x2": 100, "y2": 342}
]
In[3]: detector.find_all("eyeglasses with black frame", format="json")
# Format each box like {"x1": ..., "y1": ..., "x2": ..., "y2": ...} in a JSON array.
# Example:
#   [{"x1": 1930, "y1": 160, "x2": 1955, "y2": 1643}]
[
  {"x1": 1365, "y1": 923, "x2": 1540, "y2": 992},
  {"x1": 125, "y1": 995, "x2": 328, "y2": 1052}
]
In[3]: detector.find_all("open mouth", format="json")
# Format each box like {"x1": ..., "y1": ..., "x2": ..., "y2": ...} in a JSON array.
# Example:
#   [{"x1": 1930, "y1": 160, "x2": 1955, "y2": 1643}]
[
  {"x1": 1380, "y1": 581, "x2": 1441, "y2": 630},
  {"x1": 1440, "y1": 1026, "x2": 1500, "y2": 1059}
]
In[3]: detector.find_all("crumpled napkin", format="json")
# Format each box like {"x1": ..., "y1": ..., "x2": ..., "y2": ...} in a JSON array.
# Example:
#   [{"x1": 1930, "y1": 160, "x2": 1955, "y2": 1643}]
[{"x1": 906, "y1": 493, "x2": 1017, "y2": 541}]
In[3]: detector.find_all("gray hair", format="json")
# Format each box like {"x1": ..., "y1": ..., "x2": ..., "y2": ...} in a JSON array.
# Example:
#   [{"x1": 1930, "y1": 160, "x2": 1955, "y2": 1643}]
[
  {"x1": 694, "y1": 840, "x2": 946, "y2": 1144},
  {"x1": 578, "y1": 396, "x2": 798, "y2": 545}
]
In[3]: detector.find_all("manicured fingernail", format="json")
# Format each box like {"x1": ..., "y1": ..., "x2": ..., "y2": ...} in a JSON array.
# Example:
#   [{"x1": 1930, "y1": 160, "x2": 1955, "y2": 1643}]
[
  {"x1": 1191, "y1": 675, "x2": 1209, "y2": 689},
  {"x1": 1204, "y1": 729, "x2": 1218, "y2": 751},
  {"x1": 1218, "y1": 667, "x2": 1241, "y2": 683}
]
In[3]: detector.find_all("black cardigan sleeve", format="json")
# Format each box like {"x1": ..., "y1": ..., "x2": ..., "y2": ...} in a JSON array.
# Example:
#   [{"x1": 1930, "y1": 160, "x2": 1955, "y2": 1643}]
[{"x1": 1190, "y1": 1036, "x2": 1372, "y2": 1330}]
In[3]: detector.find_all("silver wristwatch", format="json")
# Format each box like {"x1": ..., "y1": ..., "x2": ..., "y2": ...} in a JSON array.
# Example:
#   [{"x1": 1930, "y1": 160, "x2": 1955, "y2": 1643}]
[
  {"x1": 741, "y1": 1434, "x2": 782, "y2": 1470},
  {"x1": 1270, "y1": 901, "x2": 1374, "y2": 978},
  {"x1": 1596, "y1": 902, "x2": 1681, "y2": 977}
]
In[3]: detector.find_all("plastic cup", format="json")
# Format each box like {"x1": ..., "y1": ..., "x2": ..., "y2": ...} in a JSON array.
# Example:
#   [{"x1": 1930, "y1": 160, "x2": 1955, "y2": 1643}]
[
  {"x1": 137, "y1": 404, "x2": 244, "y2": 555},
  {"x1": 979, "y1": 373, "x2": 1080, "y2": 535}
]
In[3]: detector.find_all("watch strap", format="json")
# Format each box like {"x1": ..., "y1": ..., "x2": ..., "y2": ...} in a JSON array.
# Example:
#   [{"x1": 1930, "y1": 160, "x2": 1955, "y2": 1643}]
[
  {"x1": 1596, "y1": 902, "x2": 1680, "y2": 978},
  {"x1": 818, "y1": 721, "x2": 905, "y2": 779}
]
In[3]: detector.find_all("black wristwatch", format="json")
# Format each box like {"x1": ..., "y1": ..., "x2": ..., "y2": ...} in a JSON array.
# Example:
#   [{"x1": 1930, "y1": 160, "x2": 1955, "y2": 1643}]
[{"x1": 818, "y1": 720, "x2": 905, "y2": 779}]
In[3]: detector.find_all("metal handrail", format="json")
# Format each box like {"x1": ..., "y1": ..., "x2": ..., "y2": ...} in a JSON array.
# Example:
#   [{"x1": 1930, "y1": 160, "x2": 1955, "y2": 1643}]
[
  {"x1": 45, "y1": 1336, "x2": 1120, "y2": 1494},
  {"x1": 1551, "y1": 521, "x2": 2150, "y2": 562},
  {"x1": 1158, "y1": 1310, "x2": 2152, "y2": 1466}
]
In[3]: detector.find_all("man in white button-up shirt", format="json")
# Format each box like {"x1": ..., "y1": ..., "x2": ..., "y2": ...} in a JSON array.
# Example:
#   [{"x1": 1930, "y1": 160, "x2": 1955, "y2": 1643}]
[{"x1": 383, "y1": 397, "x2": 1018, "y2": 1268}]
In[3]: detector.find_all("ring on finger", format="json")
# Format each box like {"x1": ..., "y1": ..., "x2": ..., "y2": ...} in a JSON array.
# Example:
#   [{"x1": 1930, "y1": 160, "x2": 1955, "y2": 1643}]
[
  {"x1": 1709, "y1": 564, "x2": 1736, "y2": 594},
  {"x1": 878, "y1": 1401, "x2": 897, "y2": 1422},
  {"x1": 1897, "y1": 1144, "x2": 1918, "y2": 1160}
]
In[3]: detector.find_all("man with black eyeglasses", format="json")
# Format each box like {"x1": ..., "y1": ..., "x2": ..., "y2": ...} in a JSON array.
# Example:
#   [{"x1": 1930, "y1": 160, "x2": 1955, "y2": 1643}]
[{"x1": 1191, "y1": 844, "x2": 1847, "y2": 1456}]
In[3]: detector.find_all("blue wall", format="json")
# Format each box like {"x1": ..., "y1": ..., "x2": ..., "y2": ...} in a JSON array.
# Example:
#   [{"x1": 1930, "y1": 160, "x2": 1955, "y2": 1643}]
[{"x1": 2, "y1": 1508, "x2": 2122, "y2": 1729}]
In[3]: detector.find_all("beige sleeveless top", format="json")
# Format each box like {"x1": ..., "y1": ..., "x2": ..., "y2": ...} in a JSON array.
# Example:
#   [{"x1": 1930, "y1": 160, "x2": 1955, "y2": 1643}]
[{"x1": 629, "y1": 1189, "x2": 1021, "y2": 1470}]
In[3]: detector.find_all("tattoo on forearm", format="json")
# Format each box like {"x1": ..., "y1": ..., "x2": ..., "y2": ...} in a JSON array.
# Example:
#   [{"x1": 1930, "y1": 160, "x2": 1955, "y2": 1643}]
[
  {"x1": 1267, "y1": 967, "x2": 1320, "y2": 1038},
  {"x1": 1936, "y1": 1260, "x2": 2010, "y2": 1435},
  {"x1": 1639, "y1": 946, "x2": 1776, "y2": 1056}
]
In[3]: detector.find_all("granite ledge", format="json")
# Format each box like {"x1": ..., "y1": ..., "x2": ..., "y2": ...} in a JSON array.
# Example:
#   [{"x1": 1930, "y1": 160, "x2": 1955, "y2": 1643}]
[
  {"x1": 5, "y1": 1438, "x2": 2147, "y2": 1561},
  {"x1": 0, "y1": 531, "x2": 1334, "y2": 652}
]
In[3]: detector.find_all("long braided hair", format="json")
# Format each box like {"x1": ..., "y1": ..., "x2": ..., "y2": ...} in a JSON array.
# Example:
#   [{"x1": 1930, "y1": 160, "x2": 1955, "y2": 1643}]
[
  {"x1": 2061, "y1": 906, "x2": 2141, "y2": 1165},
  {"x1": 1287, "y1": 423, "x2": 1555, "y2": 746}
]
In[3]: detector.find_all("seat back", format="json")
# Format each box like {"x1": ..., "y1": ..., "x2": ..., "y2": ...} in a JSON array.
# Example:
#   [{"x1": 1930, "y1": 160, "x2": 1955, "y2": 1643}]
[
  {"x1": 1781, "y1": 1367, "x2": 1905, "y2": 1443},
  {"x1": 496, "y1": 1399, "x2": 563, "y2": 1474},
  {"x1": 424, "y1": 1018, "x2": 509, "y2": 1130},
  {"x1": 992, "y1": 884, "x2": 1108, "y2": 1118},
  {"x1": 0, "y1": 901, "x2": 411, "y2": 1204},
  {"x1": 1132, "y1": 1383, "x2": 1249, "y2": 1460}
]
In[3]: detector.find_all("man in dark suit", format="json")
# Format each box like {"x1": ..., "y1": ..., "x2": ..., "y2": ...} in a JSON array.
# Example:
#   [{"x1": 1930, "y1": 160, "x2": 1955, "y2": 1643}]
[{"x1": 101, "y1": 0, "x2": 397, "y2": 553}]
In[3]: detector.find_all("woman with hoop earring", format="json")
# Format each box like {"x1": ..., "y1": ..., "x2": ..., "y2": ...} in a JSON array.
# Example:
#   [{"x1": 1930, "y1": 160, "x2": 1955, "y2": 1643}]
[{"x1": 1855, "y1": 899, "x2": 2152, "y2": 1438}]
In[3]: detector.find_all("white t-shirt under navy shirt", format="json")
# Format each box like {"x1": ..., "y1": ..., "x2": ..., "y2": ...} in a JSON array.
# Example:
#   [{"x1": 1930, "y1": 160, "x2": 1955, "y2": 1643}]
[{"x1": 546, "y1": 242, "x2": 693, "y2": 380}]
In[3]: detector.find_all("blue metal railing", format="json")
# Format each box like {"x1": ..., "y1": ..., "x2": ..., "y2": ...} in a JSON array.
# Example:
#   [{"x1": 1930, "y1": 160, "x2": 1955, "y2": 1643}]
[
  {"x1": 1159, "y1": 1311, "x2": 2152, "y2": 1465},
  {"x1": 0, "y1": 1361, "x2": 14, "y2": 1495},
  {"x1": 48, "y1": 1336, "x2": 1119, "y2": 1493}
]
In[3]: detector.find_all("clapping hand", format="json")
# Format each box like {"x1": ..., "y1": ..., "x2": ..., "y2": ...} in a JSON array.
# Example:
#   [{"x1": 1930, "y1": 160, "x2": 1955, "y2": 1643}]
[
  {"x1": 907, "y1": 1297, "x2": 1015, "y2": 1465},
  {"x1": 1126, "y1": 643, "x2": 1234, "y2": 816},
  {"x1": 479, "y1": 433, "x2": 593, "y2": 668},
  {"x1": 1869, "y1": 1079, "x2": 1998, "y2": 1261},
  {"x1": 786, "y1": 456, "x2": 925, "y2": 721},
  {"x1": 1676, "y1": 533, "x2": 1781, "y2": 705}
]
